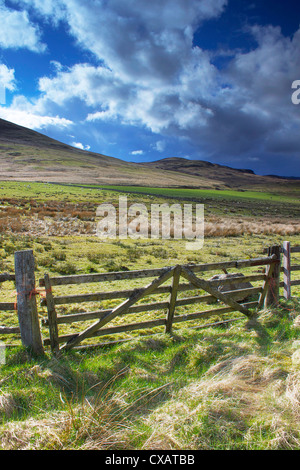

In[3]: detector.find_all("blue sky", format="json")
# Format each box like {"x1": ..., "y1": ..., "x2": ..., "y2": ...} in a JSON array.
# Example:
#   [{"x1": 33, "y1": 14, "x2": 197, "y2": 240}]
[{"x1": 0, "y1": 0, "x2": 300, "y2": 176}]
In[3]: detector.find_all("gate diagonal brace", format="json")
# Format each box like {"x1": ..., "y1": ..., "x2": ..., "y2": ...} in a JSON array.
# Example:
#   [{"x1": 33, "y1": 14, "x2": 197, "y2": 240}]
[
  {"x1": 62, "y1": 266, "x2": 176, "y2": 351},
  {"x1": 180, "y1": 266, "x2": 252, "y2": 318}
]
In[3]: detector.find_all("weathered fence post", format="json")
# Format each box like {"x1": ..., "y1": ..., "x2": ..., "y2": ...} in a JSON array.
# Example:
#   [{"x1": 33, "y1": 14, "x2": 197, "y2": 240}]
[
  {"x1": 44, "y1": 273, "x2": 59, "y2": 354},
  {"x1": 166, "y1": 265, "x2": 181, "y2": 333},
  {"x1": 264, "y1": 245, "x2": 281, "y2": 308},
  {"x1": 282, "y1": 241, "x2": 291, "y2": 300},
  {"x1": 14, "y1": 250, "x2": 44, "y2": 355}
]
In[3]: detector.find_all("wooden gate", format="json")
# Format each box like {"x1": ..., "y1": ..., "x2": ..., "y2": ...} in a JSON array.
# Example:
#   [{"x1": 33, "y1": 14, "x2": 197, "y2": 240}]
[{"x1": 39, "y1": 253, "x2": 278, "y2": 353}]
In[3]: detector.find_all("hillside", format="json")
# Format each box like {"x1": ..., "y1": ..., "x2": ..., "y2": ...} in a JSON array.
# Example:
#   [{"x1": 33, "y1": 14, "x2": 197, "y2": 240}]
[
  {"x1": 0, "y1": 118, "x2": 297, "y2": 191},
  {"x1": 141, "y1": 157, "x2": 260, "y2": 187}
]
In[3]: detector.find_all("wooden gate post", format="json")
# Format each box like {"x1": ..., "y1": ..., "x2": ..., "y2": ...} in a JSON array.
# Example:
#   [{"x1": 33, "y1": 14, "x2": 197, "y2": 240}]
[
  {"x1": 282, "y1": 241, "x2": 291, "y2": 300},
  {"x1": 264, "y1": 245, "x2": 281, "y2": 308},
  {"x1": 14, "y1": 250, "x2": 44, "y2": 355},
  {"x1": 166, "y1": 265, "x2": 181, "y2": 333},
  {"x1": 44, "y1": 273, "x2": 59, "y2": 354}
]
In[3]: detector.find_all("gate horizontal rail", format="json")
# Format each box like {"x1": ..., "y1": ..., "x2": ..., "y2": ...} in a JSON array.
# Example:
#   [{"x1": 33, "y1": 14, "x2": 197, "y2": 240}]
[{"x1": 39, "y1": 256, "x2": 275, "y2": 287}]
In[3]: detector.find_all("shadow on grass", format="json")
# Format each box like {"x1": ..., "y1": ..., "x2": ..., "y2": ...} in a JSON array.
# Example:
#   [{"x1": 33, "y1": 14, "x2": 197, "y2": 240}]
[{"x1": 244, "y1": 317, "x2": 271, "y2": 350}]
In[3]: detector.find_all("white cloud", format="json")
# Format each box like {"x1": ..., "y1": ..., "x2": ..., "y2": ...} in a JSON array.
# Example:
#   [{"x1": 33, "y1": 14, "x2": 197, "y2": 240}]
[
  {"x1": 0, "y1": 65, "x2": 16, "y2": 91},
  {"x1": 5, "y1": 0, "x2": 225, "y2": 135},
  {"x1": 15, "y1": 0, "x2": 226, "y2": 79},
  {"x1": 131, "y1": 150, "x2": 144, "y2": 156},
  {"x1": 0, "y1": 1, "x2": 46, "y2": 52},
  {"x1": 0, "y1": 107, "x2": 72, "y2": 129},
  {"x1": 58, "y1": 0, "x2": 226, "y2": 85},
  {"x1": 86, "y1": 110, "x2": 115, "y2": 122},
  {"x1": 154, "y1": 140, "x2": 166, "y2": 152},
  {"x1": 38, "y1": 63, "x2": 133, "y2": 109},
  {"x1": 71, "y1": 141, "x2": 90, "y2": 150},
  {"x1": 0, "y1": 65, "x2": 16, "y2": 103},
  {"x1": 0, "y1": 95, "x2": 73, "y2": 129}
]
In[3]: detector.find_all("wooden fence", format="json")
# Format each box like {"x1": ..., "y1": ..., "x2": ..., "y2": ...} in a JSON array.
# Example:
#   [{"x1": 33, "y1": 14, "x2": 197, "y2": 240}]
[
  {"x1": 0, "y1": 272, "x2": 20, "y2": 338},
  {"x1": 0, "y1": 251, "x2": 44, "y2": 354},
  {"x1": 281, "y1": 241, "x2": 300, "y2": 299},
  {"x1": 0, "y1": 242, "x2": 299, "y2": 355}
]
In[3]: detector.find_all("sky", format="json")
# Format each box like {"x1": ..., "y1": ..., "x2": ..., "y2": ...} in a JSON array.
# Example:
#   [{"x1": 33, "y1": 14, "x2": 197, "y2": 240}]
[{"x1": 0, "y1": 0, "x2": 300, "y2": 177}]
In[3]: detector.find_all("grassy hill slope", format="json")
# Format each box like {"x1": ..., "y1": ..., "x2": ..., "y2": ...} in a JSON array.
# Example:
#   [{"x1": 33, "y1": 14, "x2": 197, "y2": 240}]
[
  {"x1": 0, "y1": 118, "x2": 219, "y2": 187},
  {"x1": 0, "y1": 118, "x2": 298, "y2": 193}
]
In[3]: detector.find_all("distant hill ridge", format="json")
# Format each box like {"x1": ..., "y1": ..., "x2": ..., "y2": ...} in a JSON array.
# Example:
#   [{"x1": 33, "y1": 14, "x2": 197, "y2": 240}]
[
  {"x1": 0, "y1": 118, "x2": 295, "y2": 188},
  {"x1": 142, "y1": 156, "x2": 256, "y2": 175}
]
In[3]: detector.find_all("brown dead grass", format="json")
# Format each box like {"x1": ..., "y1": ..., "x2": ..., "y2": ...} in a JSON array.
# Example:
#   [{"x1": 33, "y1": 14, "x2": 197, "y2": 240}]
[
  {"x1": 0, "y1": 393, "x2": 16, "y2": 419},
  {"x1": 0, "y1": 207, "x2": 299, "y2": 238},
  {"x1": 142, "y1": 352, "x2": 300, "y2": 450},
  {"x1": 0, "y1": 395, "x2": 131, "y2": 450},
  {"x1": 205, "y1": 217, "x2": 300, "y2": 237}
]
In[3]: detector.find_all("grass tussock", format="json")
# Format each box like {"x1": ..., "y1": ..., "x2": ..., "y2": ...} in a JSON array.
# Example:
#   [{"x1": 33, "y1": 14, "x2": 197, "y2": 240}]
[{"x1": 142, "y1": 354, "x2": 288, "y2": 450}]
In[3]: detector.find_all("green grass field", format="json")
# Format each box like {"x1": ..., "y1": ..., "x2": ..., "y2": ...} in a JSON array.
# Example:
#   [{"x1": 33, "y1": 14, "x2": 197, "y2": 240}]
[
  {"x1": 0, "y1": 180, "x2": 299, "y2": 449},
  {"x1": 1, "y1": 180, "x2": 298, "y2": 204},
  {"x1": 98, "y1": 184, "x2": 300, "y2": 204},
  {"x1": 0, "y1": 181, "x2": 108, "y2": 202}
]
